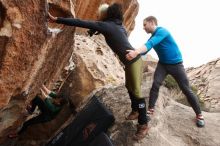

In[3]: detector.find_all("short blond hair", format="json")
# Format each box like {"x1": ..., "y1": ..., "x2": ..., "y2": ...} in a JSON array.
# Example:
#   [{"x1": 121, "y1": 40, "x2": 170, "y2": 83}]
[{"x1": 98, "y1": 3, "x2": 109, "y2": 17}]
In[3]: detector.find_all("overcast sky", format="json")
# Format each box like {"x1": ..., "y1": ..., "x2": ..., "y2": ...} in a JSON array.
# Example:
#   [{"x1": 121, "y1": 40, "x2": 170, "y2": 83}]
[{"x1": 129, "y1": 0, "x2": 220, "y2": 67}]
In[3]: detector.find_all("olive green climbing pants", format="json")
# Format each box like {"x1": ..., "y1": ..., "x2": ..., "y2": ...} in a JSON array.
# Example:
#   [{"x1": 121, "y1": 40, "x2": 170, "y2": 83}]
[{"x1": 125, "y1": 58, "x2": 143, "y2": 99}]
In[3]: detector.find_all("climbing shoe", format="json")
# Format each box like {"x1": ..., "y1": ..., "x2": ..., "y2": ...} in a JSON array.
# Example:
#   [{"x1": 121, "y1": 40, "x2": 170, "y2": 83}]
[{"x1": 196, "y1": 114, "x2": 205, "y2": 127}]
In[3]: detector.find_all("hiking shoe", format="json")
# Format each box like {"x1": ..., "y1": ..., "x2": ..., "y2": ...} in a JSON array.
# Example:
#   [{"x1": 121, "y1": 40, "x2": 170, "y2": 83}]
[
  {"x1": 147, "y1": 108, "x2": 154, "y2": 116},
  {"x1": 133, "y1": 124, "x2": 149, "y2": 140},
  {"x1": 125, "y1": 111, "x2": 139, "y2": 120},
  {"x1": 196, "y1": 114, "x2": 205, "y2": 127},
  {"x1": 8, "y1": 132, "x2": 18, "y2": 139}
]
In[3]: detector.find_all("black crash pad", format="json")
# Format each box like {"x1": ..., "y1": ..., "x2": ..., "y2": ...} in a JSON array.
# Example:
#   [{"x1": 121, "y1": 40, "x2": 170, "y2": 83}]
[{"x1": 46, "y1": 96, "x2": 115, "y2": 146}]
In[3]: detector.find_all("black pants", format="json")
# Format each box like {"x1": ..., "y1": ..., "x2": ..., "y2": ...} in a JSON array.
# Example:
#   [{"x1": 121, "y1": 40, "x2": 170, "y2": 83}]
[
  {"x1": 18, "y1": 96, "x2": 52, "y2": 134},
  {"x1": 149, "y1": 62, "x2": 201, "y2": 115}
]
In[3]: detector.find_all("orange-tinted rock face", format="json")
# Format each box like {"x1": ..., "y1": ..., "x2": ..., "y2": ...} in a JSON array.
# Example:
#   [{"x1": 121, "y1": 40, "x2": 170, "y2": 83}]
[
  {"x1": 0, "y1": 0, "x2": 75, "y2": 143},
  {"x1": 74, "y1": 0, "x2": 139, "y2": 34},
  {"x1": 0, "y1": 0, "x2": 138, "y2": 144},
  {"x1": 0, "y1": 0, "x2": 74, "y2": 107}
]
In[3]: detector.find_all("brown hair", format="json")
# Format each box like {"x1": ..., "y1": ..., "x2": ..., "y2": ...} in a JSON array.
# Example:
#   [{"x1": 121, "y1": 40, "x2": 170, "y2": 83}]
[
  {"x1": 106, "y1": 3, "x2": 123, "y2": 21},
  {"x1": 144, "y1": 16, "x2": 158, "y2": 26}
]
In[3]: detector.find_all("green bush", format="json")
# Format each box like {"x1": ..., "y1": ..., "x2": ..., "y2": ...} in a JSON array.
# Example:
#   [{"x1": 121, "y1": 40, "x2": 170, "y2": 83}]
[
  {"x1": 164, "y1": 75, "x2": 179, "y2": 90},
  {"x1": 164, "y1": 75, "x2": 207, "y2": 111}
]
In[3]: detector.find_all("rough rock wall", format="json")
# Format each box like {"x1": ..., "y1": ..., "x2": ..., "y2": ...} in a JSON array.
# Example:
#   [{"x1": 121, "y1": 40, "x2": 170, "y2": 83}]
[
  {"x1": 74, "y1": 0, "x2": 139, "y2": 34},
  {"x1": 60, "y1": 34, "x2": 125, "y2": 107},
  {"x1": 0, "y1": 0, "x2": 47, "y2": 107},
  {"x1": 0, "y1": 0, "x2": 75, "y2": 143},
  {"x1": 187, "y1": 58, "x2": 220, "y2": 112},
  {"x1": 142, "y1": 54, "x2": 158, "y2": 73}
]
